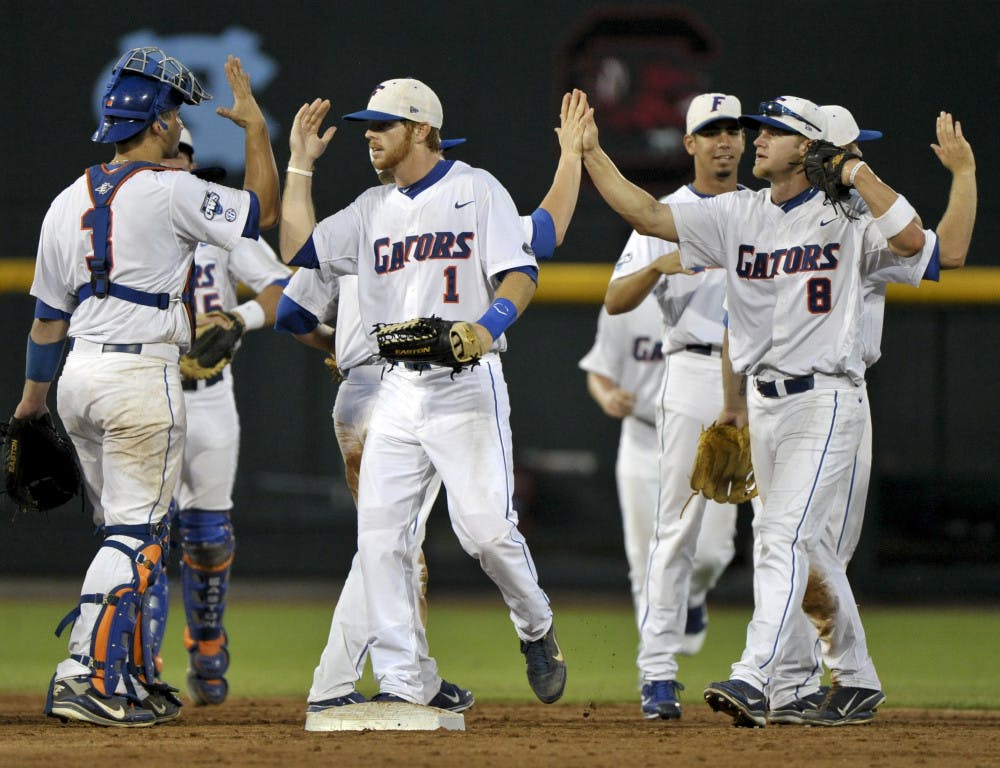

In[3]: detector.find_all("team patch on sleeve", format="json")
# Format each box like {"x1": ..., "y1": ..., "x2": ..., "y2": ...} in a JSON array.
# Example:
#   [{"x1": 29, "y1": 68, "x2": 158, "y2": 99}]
[{"x1": 201, "y1": 191, "x2": 223, "y2": 221}]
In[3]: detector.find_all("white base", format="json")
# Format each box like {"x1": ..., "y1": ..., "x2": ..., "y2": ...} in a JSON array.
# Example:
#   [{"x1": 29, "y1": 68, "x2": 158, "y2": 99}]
[{"x1": 304, "y1": 701, "x2": 466, "y2": 732}]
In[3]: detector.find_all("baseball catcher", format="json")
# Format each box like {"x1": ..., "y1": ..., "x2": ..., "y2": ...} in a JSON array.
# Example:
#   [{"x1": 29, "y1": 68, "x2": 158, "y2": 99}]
[
  {"x1": 804, "y1": 139, "x2": 862, "y2": 215},
  {"x1": 179, "y1": 310, "x2": 246, "y2": 380},
  {"x1": 689, "y1": 423, "x2": 757, "y2": 505},
  {"x1": 1, "y1": 413, "x2": 81, "y2": 514},
  {"x1": 375, "y1": 316, "x2": 486, "y2": 372}
]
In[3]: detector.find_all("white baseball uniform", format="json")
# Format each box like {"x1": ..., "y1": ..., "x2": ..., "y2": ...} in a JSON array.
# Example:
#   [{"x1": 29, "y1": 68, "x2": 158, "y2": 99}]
[
  {"x1": 604, "y1": 184, "x2": 739, "y2": 685},
  {"x1": 768, "y1": 218, "x2": 941, "y2": 708},
  {"x1": 293, "y1": 186, "x2": 554, "y2": 701},
  {"x1": 30, "y1": 162, "x2": 256, "y2": 686},
  {"x1": 673, "y1": 186, "x2": 932, "y2": 691},
  {"x1": 175, "y1": 238, "x2": 291, "y2": 511}
]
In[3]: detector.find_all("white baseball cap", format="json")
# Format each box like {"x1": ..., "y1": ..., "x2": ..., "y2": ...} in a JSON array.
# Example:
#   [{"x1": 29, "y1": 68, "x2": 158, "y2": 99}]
[
  {"x1": 343, "y1": 78, "x2": 443, "y2": 129},
  {"x1": 820, "y1": 105, "x2": 882, "y2": 147},
  {"x1": 686, "y1": 93, "x2": 742, "y2": 134},
  {"x1": 739, "y1": 95, "x2": 826, "y2": 139}
]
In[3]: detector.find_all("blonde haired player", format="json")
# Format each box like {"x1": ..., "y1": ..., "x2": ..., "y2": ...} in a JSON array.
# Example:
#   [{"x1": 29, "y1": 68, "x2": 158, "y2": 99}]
[{"x1": 279, "y1": 86, "x2": 600, "y2": 708}]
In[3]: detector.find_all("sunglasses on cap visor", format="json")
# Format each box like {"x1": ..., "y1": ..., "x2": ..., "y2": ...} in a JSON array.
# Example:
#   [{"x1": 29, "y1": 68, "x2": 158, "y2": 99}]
[{"x1": 758, "y1": 101, "x2": 823, "y2": 133}]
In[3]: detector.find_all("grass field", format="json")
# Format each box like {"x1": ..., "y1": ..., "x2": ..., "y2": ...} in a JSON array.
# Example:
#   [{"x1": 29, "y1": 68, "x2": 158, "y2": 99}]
[{"x1": 3, "y1": 589, "x2": 998, "y2": 710}]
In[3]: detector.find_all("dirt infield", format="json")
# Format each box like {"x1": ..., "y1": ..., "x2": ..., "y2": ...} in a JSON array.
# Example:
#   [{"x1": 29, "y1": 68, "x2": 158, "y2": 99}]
[{"x1": 2, "y1": 695, "x2": 998, "y2": 768}]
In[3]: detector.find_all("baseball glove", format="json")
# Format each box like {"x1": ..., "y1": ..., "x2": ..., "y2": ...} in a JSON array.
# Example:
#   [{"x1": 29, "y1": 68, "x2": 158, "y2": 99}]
[
  {"x1": 1, "y1": 413, "x2": 82, "y2": 514},
  {"x1": 179, "y1": 311, "x2": 245, "y2": 380},
  {"x1": 375, "y1": 316, "x2": 486, "y2": 372},
  {"x1": 804, "y1": 139, "x2": 861, "y2": 203},
  {"x1": 689, "y1": 423, "x2": 757, "y2": 505},
  {"x1": 324, "y1": 352, "x2": 345, "y2": 384}
]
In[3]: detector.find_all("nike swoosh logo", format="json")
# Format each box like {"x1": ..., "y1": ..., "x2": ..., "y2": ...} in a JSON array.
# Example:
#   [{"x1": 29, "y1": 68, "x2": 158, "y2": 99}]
[
  {"x1": 454, "y1": 200, "x2": 474, "y2": 209},
  {"x1": 836, "y1": 692, "x2": 860, "y2": 716},
  {"x1": 90, "y1": 697, "x2": 127, "y2": 719},
  {"x1": 820, "y1": 217, "x2": 838, "y2": 226},
  {"x1": 440, "y1": 690, "x2": 461, "y2": 704}
]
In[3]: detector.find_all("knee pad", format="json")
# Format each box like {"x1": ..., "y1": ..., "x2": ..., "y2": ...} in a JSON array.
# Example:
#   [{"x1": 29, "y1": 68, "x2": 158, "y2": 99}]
[
  {"x1": 178, "y1": 508, "x2": 234, "y2": 643},
  {"x1": 55, "y1": 522, "x2": 166, "y2": 697}
]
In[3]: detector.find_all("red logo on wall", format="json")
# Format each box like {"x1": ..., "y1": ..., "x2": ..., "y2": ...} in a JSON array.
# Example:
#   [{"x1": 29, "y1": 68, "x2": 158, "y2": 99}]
[{"x1": 557, "y1": 6, "x2": 722, "y2": 193}]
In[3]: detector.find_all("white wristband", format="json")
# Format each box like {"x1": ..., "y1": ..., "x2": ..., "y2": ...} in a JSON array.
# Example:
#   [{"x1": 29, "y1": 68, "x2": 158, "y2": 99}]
[
  {"x1": 287, "y1": 166, "x2": 314, "y2": 178},
  {"x1": 847, "y1": 161, "x2": 868, "y2": 187},
  {"x1": 233, "y1": 299, "x2": 266, "y2": 331},
  {"x1": 874, "y1": 195, "x2": 917, "y2": 240}
]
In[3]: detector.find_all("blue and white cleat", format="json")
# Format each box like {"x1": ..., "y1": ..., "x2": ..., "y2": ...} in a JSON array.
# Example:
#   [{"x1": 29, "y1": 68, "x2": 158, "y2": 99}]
[
  {"x1": 428, "y1": 679, "x2": 475, "y2": 712},
  {"x1": 704, "y1": 678, "x2": 768, "y2": 727},
  {"x1": 641, "y1": 680, "x2": 684, "y2": 720}
]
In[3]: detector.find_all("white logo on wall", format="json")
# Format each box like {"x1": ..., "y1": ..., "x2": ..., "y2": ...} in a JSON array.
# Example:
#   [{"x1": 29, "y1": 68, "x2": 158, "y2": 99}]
[{"x1": 93, "y1": 27, "x2": 278, "y2": 172}]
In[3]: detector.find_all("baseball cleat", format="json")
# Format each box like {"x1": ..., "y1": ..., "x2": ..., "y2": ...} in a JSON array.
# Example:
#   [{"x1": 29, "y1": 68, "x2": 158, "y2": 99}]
[
  {"x1": 679, "y1": 604, "x2": 708, "y2": 656},
  {"x1": 44, "y1": 674, "x2": 156, "y2": 728},
  {"x1": 768, "y1": 686, "x2": 829, "y2": 725},
  {"x1": 428, "y1": 679, "x2": 475, "y2": 712},
  {"x1": 370, "y1": 692, "x2": 410, "y2": 704},
  {"x1": 306, "y1": 691, "x2": 367, "y2": 713},
  {"x1": 141, "y1": 685, "x2": 183, "y2": 724},
  {"x1": 520, "y1": 622, "x2": 567, "y2": 704},
  {"x1": 704, "y1": 679, "x2": 768, "y2": 727},
  {"x1": 640, "y1": 680, "x2": 684, "y2": 720},
  {"x1": 800, "y1": 686, "x2": 885, "y2": 726}
]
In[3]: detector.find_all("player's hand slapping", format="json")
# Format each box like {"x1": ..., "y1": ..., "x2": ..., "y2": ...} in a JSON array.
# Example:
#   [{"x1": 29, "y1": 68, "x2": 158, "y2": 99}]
[
  {"x1": 290, "y1": 99, "x2": 337, "y2": 169},
  {"x1": 556, "y1": 89, "x2": 592, "y2": 160},
  {"x1": 931, "y1": 111, "x2": 974, "y2": 176},
  {"x1": 216, "y1": 55, "x2": 266, "y2": 130}
]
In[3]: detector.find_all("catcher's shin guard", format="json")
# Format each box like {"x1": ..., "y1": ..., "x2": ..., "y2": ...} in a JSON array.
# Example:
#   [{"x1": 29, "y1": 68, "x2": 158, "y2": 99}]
[
  {"x1": 179, "y1": 507, "x2": 234, "y2": 705},
  {"x1": 54, "y1": 523, "x2": 166, "y2": 699},
  {"x1": 145, "y1": 503, "x2": 174, "y2": 677}
]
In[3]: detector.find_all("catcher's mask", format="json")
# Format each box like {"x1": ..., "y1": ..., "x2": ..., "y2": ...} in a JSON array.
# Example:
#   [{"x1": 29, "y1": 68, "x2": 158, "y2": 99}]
[{"x1": 92, "y1": 47, "x2": 211, "y2": 144}]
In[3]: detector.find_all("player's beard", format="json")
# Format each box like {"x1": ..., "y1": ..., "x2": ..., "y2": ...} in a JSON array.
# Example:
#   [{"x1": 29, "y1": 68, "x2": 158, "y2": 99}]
[{"x1": 371, "y1": 129, "x2": 415, "y2": 175}]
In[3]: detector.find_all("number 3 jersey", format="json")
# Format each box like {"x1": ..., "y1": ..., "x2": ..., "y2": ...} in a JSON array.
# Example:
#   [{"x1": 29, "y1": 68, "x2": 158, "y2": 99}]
[
  {"x1": 308, "y1": 159, "x2": 538, "y2": 353},
  {"x1": 672, "y1": 187, "x2": 934, "y2": 383},
  {"x1": 30, "y1": 165, "x2": 255, "y2": 349}
]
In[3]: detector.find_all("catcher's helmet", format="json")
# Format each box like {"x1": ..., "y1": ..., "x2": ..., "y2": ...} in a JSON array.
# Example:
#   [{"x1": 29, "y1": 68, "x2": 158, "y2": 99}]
[{"x1": 93, "y1": 46, "x2": 211, "y2": 144}]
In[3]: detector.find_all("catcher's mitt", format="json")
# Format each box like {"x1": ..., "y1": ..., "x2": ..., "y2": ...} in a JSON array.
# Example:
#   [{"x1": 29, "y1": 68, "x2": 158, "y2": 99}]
[
  {"x1": 689, "y1": 423, "x2": 757, "y2": 505},
  {"x1": 179, "y1": 310, "x2": 245, "y2": 380},
  {"x1": 804, "y1": 139, "x2": 861, "y2": 204},
  {"x1": 1, "y1": 413, "x2": 81, "y2": 513},
  {"x1": 374, "y1": 316, "x2": 486, "y2": 372}
]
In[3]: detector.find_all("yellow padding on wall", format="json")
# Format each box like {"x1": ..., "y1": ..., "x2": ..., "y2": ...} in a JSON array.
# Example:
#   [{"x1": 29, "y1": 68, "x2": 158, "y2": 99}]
[{"x1": 1, "y1": 259, "x2": 997, "y2": 306}]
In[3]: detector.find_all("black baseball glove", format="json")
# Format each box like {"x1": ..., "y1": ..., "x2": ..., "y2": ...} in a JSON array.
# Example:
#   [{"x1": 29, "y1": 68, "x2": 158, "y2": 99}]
[
  {"x1": 804, "y1": 140, "x2": 861, "y2": 203},
  {"x1": 1, "y1": 413, "x2": 82, "y2": 514},
  {"x1": 374, "y1": 316, "x2": 486, "y2": 372},
  {"x1": 179, "y1": 310, "x2": 246, "y2": 380}
]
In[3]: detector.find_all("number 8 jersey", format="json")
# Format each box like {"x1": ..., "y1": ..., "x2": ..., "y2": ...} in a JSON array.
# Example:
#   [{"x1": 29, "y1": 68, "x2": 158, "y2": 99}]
[{"x1": 672, "y1": 187, "x2": 933, "y2": 383}]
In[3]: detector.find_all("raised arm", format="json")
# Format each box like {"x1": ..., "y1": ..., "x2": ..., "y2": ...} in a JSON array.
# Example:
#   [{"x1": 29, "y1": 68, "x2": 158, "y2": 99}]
[
  {"x1": 827, "y1": 137, "x2": 925, "y2": 257},
  {"x1": 537, "y1": 90, "x2": 587, "y2": 245},
  {"x1": 216, "y1": 56, "x2": 280, "y2": 229},
  {"x1": 931, "y1": 112, "x2": 976, "y2": 269},
  {"x1": 580, "y1": 103, "x2": 679, "y2": 241},
  {"x1": 279, "y1": 99, "x2": 337, "y2": 264}
]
